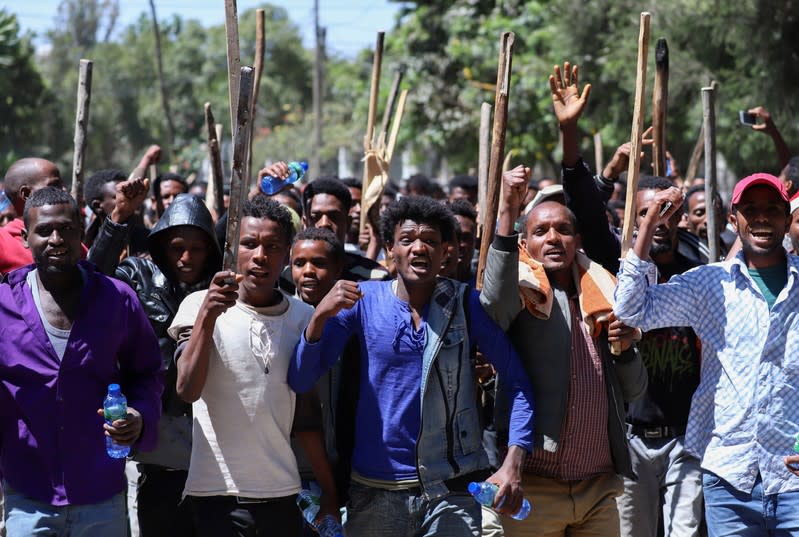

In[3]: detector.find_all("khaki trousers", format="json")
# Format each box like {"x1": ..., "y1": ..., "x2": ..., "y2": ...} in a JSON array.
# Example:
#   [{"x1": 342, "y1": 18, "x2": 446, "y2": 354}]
[{"x1": 502, "y1": 473, "x2": 624, "y2": 537}]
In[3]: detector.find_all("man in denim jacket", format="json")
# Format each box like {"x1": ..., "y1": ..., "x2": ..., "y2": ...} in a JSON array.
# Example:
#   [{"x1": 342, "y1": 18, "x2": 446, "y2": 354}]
[{"x1": 289, "y1": 195, "x2": 535, "y2": 536}]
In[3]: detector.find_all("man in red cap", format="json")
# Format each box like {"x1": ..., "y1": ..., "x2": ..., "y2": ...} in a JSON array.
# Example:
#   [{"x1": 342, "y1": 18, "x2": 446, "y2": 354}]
[{"x1": 614, "y1": 173, "x2": 799, "y2": 536}]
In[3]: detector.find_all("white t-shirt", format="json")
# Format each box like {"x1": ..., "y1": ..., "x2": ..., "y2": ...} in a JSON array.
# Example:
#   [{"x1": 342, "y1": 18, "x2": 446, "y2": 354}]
[{"x1": 168, "y1": 290, "x2": 314, "y2": 498}]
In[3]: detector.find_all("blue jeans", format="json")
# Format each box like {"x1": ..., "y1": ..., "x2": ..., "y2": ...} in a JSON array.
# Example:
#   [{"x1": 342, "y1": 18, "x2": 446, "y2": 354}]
[
  {"x1": 703, "y1": 471, "x2": 799, "y2": 536},
  {"x1": 344, "y1": 482, "x2": 481, "y2": 537},
  {"x1": 4, "y1": 484, "x2": 126, "y2": 537}
]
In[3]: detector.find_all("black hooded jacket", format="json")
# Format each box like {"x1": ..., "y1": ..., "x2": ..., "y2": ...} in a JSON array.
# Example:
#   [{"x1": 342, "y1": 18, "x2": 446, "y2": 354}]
[{"x1": 88, "y1": 194, "x2": 221, "y2": 417}]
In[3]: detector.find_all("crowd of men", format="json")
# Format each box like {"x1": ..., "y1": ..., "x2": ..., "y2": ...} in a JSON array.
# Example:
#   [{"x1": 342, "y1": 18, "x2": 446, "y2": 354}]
[{"x1": 1, "y1": 61, "x2": 799, "y2": 537}]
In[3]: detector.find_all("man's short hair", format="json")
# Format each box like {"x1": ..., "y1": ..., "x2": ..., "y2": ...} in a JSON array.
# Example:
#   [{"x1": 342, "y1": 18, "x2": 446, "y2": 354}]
[
  {"x1": 448, "y1": 198, "x2": 477, "y2": 223},
  {"x1": 449, "y1": 175, "x2": 478, "y2": 193},
  {"x1": 638, "y1": 175, "x2": 673, "y2": 192},
  {"x1": 785, "y1": 156, "x2": 799, "y2": 184},
  {"x1": 241, "y1": 196, "x2": 295, "y2": 244},
  {"x1": 293, "y1": 227, "x2": 345, "y2": 265},
  {"x1": 339, "y1": 177, "x2": 362, "y2": 191},
  {"x1": 153, "y1": 172, "x2": 188, "y2": 199},
  {"x1": 383, "y1": 182, "x2": 399, "y2": 198},
  {"x1": 380, "y1": 195, "x2": 457, "y2": 245},
  {"x1": 302, "y1": 177, "x2": 353, "y2": 216},
  {"x1": 406, "y1": 174, "x2": 436, "y2": 197},
  {"x1": 84, "y1": 169, "x2": 125, "y2": 203},
  {"x1": 518, "y1": 201, "x2": 580, "y2": 235},
  {"x1": 684, "y1": 184, "x2": 724, "y2": 216},
  {"x1": 23, "y1": 187, "x2": 81, "y2": 229}
]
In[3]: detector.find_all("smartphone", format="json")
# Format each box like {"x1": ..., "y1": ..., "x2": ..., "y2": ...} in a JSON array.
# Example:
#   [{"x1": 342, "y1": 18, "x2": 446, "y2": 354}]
[
  {"x1": 658, "y1": 201, "x2": 673, "y2": 218},
  {"x1": 739, "y1": 111, "x2": 757, "y2": 126}
]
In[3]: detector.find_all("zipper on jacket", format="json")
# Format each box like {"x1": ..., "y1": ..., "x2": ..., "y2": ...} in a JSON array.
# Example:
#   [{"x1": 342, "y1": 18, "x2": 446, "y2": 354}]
[{"x1": 435, "y1": 360, "x2": 460, "y2": 475}]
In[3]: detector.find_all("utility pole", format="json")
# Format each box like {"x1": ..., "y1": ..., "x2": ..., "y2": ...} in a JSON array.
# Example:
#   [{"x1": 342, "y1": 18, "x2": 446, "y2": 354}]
[
  {"x1": 311, "y1": 0, "x2": 325, "y2": 180},
  {"x1": 148, "y1": 0, "x2": 176, "y2": 160}
]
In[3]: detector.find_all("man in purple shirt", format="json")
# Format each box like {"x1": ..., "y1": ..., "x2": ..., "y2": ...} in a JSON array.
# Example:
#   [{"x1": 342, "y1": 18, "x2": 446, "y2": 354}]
[{"x1": 0, "y1": 187, "x2": 163, "y2": 536}]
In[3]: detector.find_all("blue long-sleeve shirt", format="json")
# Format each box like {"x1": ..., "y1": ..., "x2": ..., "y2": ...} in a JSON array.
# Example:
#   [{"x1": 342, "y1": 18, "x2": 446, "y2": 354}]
[{"x1": 289, "y1": 280, "x2": 534, "y2": 481}]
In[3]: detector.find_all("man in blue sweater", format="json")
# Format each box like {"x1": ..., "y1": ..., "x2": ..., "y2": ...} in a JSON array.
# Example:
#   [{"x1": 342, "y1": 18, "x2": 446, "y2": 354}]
[{"x1": 289, "y1": 195, "x2": 535, "y2": 536}]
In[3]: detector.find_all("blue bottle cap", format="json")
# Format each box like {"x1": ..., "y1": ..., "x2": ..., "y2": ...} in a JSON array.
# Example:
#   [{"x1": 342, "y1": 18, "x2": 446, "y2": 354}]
[{"x1": 108, "y1": 383, "x2": 121, "y2": 392}]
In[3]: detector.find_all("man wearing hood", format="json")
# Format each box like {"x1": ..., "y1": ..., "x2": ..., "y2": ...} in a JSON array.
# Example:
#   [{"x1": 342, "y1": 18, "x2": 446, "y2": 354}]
[{"x1": 89, "y1": 189, "x2": 221, "y2": 537}]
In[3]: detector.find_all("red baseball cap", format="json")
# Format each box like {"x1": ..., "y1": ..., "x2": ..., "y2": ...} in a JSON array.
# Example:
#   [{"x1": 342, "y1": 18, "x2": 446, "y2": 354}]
[{"x1": 730, "y1": 173, "x2": 789, "y2": 208}]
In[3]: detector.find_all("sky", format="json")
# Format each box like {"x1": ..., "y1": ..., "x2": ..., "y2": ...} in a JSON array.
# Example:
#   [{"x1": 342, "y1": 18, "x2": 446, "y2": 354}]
[{"x1": 10, "y1": 0, "x2": 405, "y2": 58}]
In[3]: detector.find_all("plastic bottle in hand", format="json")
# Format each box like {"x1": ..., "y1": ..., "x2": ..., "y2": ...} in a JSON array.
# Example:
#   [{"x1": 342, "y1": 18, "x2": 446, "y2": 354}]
[
  {"x1": 468, "y1": 481, "x2": 531, "y2": 520},
  {"x1": 296, "y1": 489, "x2": 344, "y2": 537},
  {"x1": 260, "y1": 161, "x2": 308, "y2": 195},
  {"x1": 103, "y1": 383, "x2": 130, "y2": 458}
]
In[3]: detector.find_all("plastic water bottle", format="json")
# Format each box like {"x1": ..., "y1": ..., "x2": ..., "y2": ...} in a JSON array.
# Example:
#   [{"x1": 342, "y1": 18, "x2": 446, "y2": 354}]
[
  {"x1": 296, "y1": 489, "x2": 344, "y2": 537},
  {"x1": 103, "y1": 383, "x2": 130, "y2": 458},
  {"x1": 468, "y1": 481, "x2": 531, "y2": 520},
  {"x1": 260, "y1": 161, "x2": 308, "y2": 195}
]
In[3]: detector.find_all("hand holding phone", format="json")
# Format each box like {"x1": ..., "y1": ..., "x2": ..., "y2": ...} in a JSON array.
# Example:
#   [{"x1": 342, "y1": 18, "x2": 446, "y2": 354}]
[{"x1": 739, "y1": 110, "x2": 757, "y2": 126}]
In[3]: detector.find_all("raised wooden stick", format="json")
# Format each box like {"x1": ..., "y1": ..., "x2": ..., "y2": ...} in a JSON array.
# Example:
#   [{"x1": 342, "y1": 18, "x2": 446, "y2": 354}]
[
  {"x1": 205, "y1": 103, "x2": 226, "y2": 219},
  {"x1": 593, "y1": 131, "x2": 604, "y2": 173},
  {"x1": 378, "y1": 66, "x2": 405, "y2": 147},
  {"x1": 247, "y1": 8, "x2": 265, "y2": 187},
  {"x1": 702, "y1": 85, "x2": 719, "y2": 261},
  {"x1": 361, "y1": 31, "x2": 385, "y2": 232},
  {"x1": 224, "y1": 0, "x2": 241, "y2": 138},
  {"x1": 685, "y1": 125, "x2": 704, "y2": 183},
  {"x1": 222, "y1": 66, "x2": 254, "y2": 275},
  {"x1": 385, "y1": 90, "x2": 409, "y2": 163},
  {"x1": 620, "y1": 12, "x2": 651, "y2": 258},
  {"x1": 71, "y1": 59, "x2": 93, "y2": 207},
  {"x1": 652, "y1": 38, "x2": 669, "y2": 177},
  {"x1": 477, "y1": 102, "x2": 491, "y2": 237},
  {"x1": 476, "y1": 32, "x2": 515, "y2": 290}
]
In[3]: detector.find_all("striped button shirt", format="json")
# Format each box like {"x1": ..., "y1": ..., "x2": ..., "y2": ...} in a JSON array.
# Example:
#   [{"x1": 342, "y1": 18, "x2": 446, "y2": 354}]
[
  {"x1": 523, "y1": 298, "x2": 614, "y2": 480},
  {"x1": 615, "y1": 250, "x2": 799, "y2": 495}
]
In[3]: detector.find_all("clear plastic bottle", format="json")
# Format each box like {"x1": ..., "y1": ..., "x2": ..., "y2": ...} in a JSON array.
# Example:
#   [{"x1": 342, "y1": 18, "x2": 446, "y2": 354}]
[
  {"x1": 296, "y1": 489, "x2": 344, "y2": 537},
  {"x1": 468, "y1": 481, "x2": 531, "y2": 520},
  {"x1": 260, "y1": 161, "x2": 308, "y2": 195},
  {"x1": 103, "y1": 383, "x2": 130, "y2": 458}
]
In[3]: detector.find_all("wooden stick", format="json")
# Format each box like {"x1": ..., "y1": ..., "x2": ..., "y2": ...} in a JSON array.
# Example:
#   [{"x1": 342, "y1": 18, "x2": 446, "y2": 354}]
[
  {"x1": 685, "y1": 125, "x2": 704, "y2": 183},
  {"x1": 360, "y1": 31, "x2": 385, "y2": 233},
  {"x1": 149, "y1": 0, "x2": 175, "y2": 160},
  {"x1": 477, "y1": 102, "x2": 491, "y2": 236},
  {"x1": 222, "y1": 66, "x2": 254, "y2": 275},
  {"x1": 205, "y1": 103, "x2": 226, "y2": 219},
  {"x1": 702, "y1": 86, "x2": 719, "y2": 261},
  {"x1": 476, "y1": 32, "x2": 515, "y2": 290},
  {"x1": 247, "y1": 8, "x2": 265, "y2": 187},
  {"x1": 378, "y1": 66, "x2": 405, "y2": 146},
  {"x1": 71, "y1": 59, "x2": 93, "y2": 207},
  {"x1": 593, "y1": 131, "x2": 604, "y2": 173},
  {"x1": 224, "y1": 0, "x2": 241, "y2": 138},
  {"x1": 310, "y1": 0, "x2": 324, "y2": 181},
  {"x1": 652, "y1": 38, "x2": 669, "y2": 177},
  {"x1": 385, "y1": 89, "x2": 409, "y2": 164},
  {"x1": 620, "y1": 12, "x2": 651, "y2": 258}
]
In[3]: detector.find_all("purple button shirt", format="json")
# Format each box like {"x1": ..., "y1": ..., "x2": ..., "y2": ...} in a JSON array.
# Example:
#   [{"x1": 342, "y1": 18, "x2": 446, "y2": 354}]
[{"x1": 0, "y1": 261, "x2": 163, "y2": 506}]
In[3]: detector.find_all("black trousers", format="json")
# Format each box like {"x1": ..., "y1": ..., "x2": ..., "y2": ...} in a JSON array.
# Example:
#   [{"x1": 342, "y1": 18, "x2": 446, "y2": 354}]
[
  {"x1": 136, "y1": 465, "x2": 195, "y2": 537},
  {"x1": 188, "y1": 494, "x2": 302, "y2": 537}
]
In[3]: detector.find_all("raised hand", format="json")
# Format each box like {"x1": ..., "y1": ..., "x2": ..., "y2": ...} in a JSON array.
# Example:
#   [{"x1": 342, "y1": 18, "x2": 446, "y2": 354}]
[
  {"x1": 603, "y1": 126, "x2": 654, "y2": 180},
  {"x1": 549, "y1": 62, "x2": 592, "y2": 129},
  {"x1": 259, "y1": 161, "x2": 290, "y2": 180},
  {"x1": 306, "y1": 280, "x2": 363, "y2": 342},
  {"x1": 110, "y1": 176, "x2": 150, "y2": 223},
  {"x1": 202, "y1": 271, "x2": 243, "y2": 321}
]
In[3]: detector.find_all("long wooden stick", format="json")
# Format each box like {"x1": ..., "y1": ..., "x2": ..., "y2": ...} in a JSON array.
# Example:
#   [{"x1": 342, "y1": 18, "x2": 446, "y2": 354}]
[
  {"x1": 360, "y1": 31, "x2": 385, "y2": 233},
  {"x1": 593, "y1": 131, "x2": 604, "y2": 173},
  {"x1": 71, "y1": 59, "x2": 93, "y2": 207},
  {"x1": 310, "y1": 0, "x2": 324, "y2": 181},
  {"x1": 378, "y1": 66, "x2": 405, "y2": 147},
  {"x1": 620, "y1": 12, "x2": 651, "y2": 257},
  {"x1": 247, "y1": 8, "x2": 265, "y2": 187},
  {"x1": 224, "y1": 0, "x2": 241, "y2": 139},
  {"x1": 685, "y1": 125, "x2": 704, "y2": 183},
  {"x1": 385, "y1": 90, "x2": 409, "y2": 164},
  {"x1": 205, "y1": 103, "x2": 226, "y2": 219},
  {"x1": 149, "y1": 0, "x2": 175, "y2": 160},
  {"x1": 477, "y1": 102, "x2": 491, "y2": 236},
  {"x1": 652, "y1": 38, "x2": 669, "y2": 177},
  {"x1": 702, "y1": 86, "x2": 719, "y2": 261},
  {"x1": 222, "y1": 66, "x2": 254, "y2": 275},
  {"x1": 476, "y1": 32, "x2": 515, "y2": 290}
]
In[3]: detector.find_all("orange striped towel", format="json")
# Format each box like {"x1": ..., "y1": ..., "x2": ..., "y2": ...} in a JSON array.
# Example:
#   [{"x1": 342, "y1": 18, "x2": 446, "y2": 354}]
[{"x1": 518, "y1": 244, "x2": 617, "y2": 337}]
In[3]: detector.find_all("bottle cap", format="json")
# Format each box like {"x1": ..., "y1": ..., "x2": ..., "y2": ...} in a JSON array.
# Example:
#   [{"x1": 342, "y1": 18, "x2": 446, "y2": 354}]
[
  {"x1": 108, "y1": 383, "x2": 121, "y2": 392},
  {"x1": 467, "y1": 482, "x2": 480, "y2": 495}
]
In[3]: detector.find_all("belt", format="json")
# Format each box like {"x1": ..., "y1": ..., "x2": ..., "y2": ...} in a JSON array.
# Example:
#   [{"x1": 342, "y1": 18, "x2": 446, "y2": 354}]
[
  {"x1": 631, "y1": 425, "x2": 686, "y2": 439},
  {"x1": 404, "y1": 469, "x2": 492, "y2": 496}
]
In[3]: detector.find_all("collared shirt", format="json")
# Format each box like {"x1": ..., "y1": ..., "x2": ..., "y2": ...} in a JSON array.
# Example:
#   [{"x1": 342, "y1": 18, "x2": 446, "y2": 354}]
[
  {"x1": 524, "y1": 299, "x2": 613, "y2": 480},
  {"x1": 0, "y1": 261, "x2": 163, "y2": 506},
  {"x1": 615, "y1": 250, "x2": 799, "y2": 495}
]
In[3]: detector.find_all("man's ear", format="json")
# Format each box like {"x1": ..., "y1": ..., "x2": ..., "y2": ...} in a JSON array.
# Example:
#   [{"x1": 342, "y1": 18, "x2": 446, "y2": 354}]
[
  {"x1": 728, "y1": 211, "x2": 739, "y2": 233},
  {"x1": 21, "y1": 227, "x2": 29, "y2": 249},
  {"x1": 90, "y1": 199, "x2": 102, "y2": 216},
  {"x1": 19, "y1": 185, "x2": 32, "y2": 201}
]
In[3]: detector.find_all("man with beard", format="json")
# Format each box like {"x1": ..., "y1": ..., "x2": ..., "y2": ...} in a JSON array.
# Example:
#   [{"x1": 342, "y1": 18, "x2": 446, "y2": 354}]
[{"x1": 615, "y1": 173, "x2": 799, "y2": 535}]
